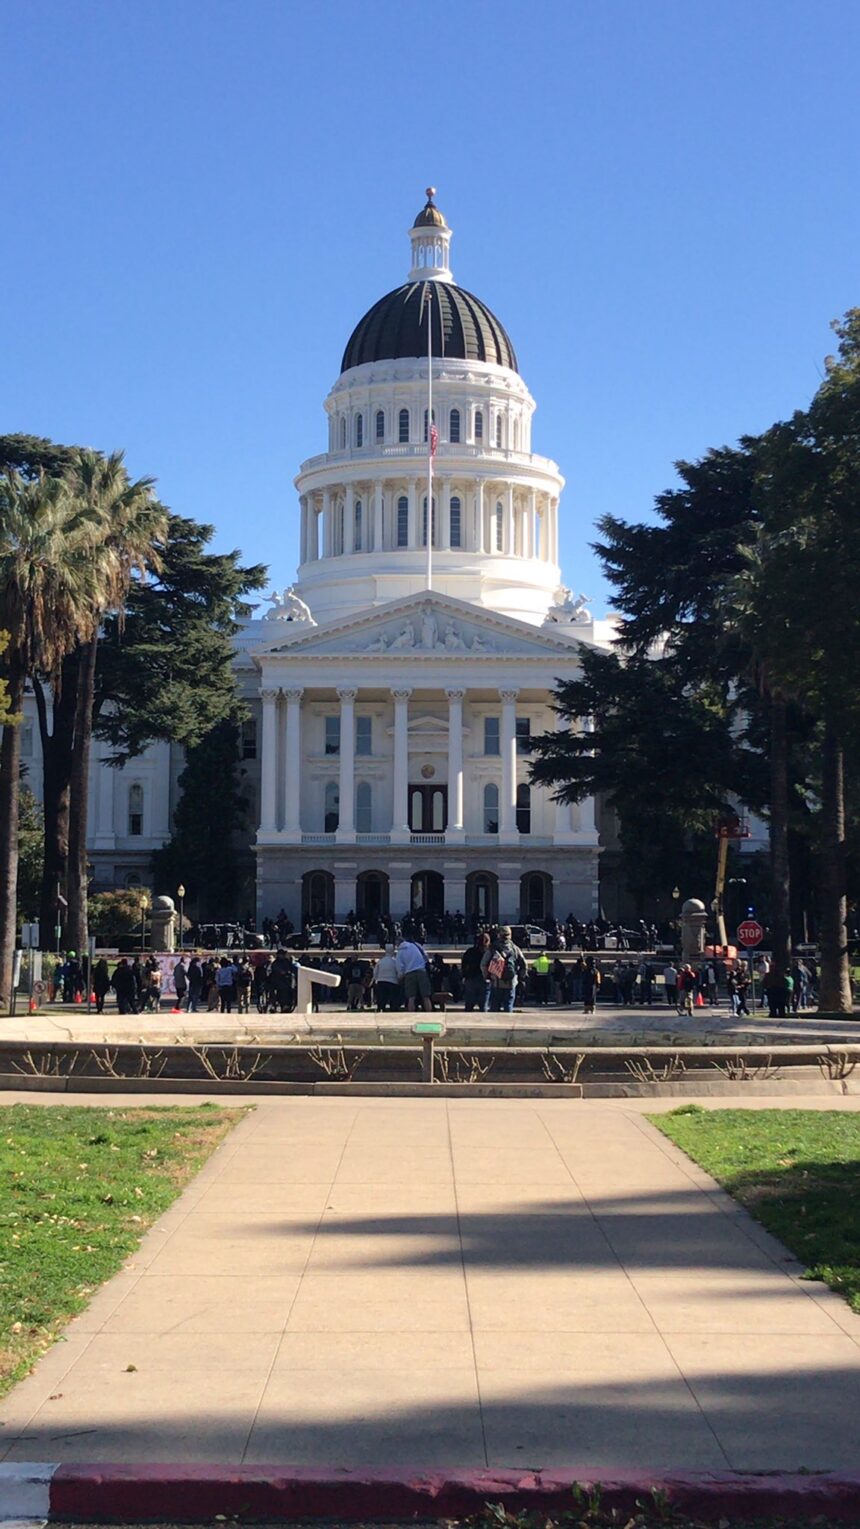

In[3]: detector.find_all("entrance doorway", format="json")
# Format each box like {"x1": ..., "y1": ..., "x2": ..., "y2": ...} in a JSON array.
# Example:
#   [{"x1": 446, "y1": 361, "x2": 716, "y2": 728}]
[
  {"x1": 411, "y1": 870, "x2": 444, "y2": 917},
  {"x1": 409, "y1": 785, "x2": 447, "y2": 833},
  {"x1": 466, "y1": 871, "x2": 498, "y2": 924},
  {"x1": 356, "y1": 870, "x2": 389, "y2": 922}
]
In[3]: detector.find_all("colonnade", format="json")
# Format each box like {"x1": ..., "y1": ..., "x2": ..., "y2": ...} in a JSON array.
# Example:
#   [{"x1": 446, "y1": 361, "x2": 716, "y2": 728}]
[{"x1": 298, "y1": 482, "x2": 559, "y2": 564}]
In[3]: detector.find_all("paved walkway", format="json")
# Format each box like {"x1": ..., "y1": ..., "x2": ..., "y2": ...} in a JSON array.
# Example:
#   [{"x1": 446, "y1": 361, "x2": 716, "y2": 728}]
[{"x1": 2, "y1": 1096, "x2": 860, "y2": 1471}]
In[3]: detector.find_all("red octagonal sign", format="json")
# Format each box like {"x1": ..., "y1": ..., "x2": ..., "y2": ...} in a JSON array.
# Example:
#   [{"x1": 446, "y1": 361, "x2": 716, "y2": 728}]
[{"x1": 737, "y1": 919, "x2": 764, "y2": 947}]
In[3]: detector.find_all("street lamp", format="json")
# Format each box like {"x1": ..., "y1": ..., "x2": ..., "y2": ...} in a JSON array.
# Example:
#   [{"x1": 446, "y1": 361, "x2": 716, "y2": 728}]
[
  {"x1": 177, "y1": 884, "x2": 185, "y2": 949},
  {"x1": 140, "y1": 897, "x2": 147, "y2": 952}
]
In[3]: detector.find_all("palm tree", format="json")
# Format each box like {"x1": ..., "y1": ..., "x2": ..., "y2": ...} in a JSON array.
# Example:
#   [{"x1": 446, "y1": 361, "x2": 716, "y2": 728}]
[
  {"x1": 64, "y1": 451, "x2": 166, "y2": 953},
  {"x1": 0, "y1": 472, "x2": 103, "y2": 1008}
]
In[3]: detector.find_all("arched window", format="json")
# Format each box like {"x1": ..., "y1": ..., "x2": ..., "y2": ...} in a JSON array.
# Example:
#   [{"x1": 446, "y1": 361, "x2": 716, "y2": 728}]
[
  {"x1": 128, "y1": 783, "x2": 143, "y2": 836},
  {"x1": 516, "y1": 783, "x2": 531, "y2": 835},
  {"x1": 355, "y1": 413, "x2": 363, "y2": 448},
  {"x1": 324, "y1": 781, "x2": 340, "y2": 833},
  {"x1": 513, "y1": 418, "x2": 520, "y2": 450},
  {"x1": 398, "y1": 408, "x2": 410, "y2": 443},
  {"x1": 335, "y1": 503, "x2": 344, "y2": 556},
  {"x1": 396, "y1": 495, "x2": 409, "y2": 547},
  {"x1": 422, "y1": 496, "x2": 436, "y2": 547},
  {"x1": 483, "y1": 783, "x2": 499, "y2": 834},
  {"x1": 449, "y1": 408, "x2": 460, "y2": 443},
  {"x1": 340, "y1": 417, "x2": 347, "y2": 449},
  {"x1": 355, "y1": 781, "x2": 372, "y2": 834},
  {"x1": 495, "y1": 502, "x2": 504, "y2": 551},
  {"x1": 495, "y1": 415, "x2": 503, "y2": 448},
  {"x1": 474, "y1": 410, "x2": 483, "y2": 441},
  {"x1": 353, "y1": 498, "x2": 362, "y2": 551},
  {"x1": 375, "y1": 409, "x2": 385, "y2": 441},
  {"x1": 449, "y1": 495, "x2": 461, "y2": 548}
]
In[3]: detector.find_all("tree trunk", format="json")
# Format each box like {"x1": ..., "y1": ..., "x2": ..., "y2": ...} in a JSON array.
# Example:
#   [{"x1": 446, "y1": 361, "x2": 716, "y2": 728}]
[
  {"x1": 818, "y1": 711, "x2": 852, "y2": 1012},
  {"x1": 34, "y1": 659, "x2": 77, "y2": 951},
  {"x1": 66, "y1": 636, "x2": 98, "y2": 955},
  {"x1": 0, "y1": 656, "x2": 26, "y2": 1010},
  {"x1": 768, "y1": 695, "x2": 792, "y2": 980}
]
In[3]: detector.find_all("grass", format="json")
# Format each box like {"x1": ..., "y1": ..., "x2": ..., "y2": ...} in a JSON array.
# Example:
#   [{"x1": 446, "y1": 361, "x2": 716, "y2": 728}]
[
  {"x1": 0, "y1": 1103, "x2": 244, "y2": 1395},
  {"x1": 650, "y1": 1105, "x2": 860, "y2": 1312}
]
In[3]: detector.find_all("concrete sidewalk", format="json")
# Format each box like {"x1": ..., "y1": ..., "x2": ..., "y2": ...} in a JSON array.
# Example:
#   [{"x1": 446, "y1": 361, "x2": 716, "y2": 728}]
[{"x1": 1, "y1": 1097, "x2": 860, "y2": 1472}]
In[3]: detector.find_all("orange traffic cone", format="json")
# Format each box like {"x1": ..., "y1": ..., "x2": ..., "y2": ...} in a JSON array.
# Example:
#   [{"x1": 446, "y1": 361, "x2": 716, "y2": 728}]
[
  {"x1": 74, "y1": 991, "x2": 82, "y2": 1004},
  {"x1": 695, "y1": 990, "x2": 705, "y2": 1007},
  {"x1": 90, "y1": 992, "x2": 96, "y2": 1004},
  {"x1": 28, "y1": 996, "x2": 37, "y2": 1013}
]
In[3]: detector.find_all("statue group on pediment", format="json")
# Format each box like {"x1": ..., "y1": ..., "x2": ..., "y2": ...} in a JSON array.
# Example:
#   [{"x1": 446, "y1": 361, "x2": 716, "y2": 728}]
[
  {"x1": 362, "y1": 614, "x2": 494, "y2": 654},
  {"x1": 545, "y1": 585, "x2": 591, "y2": 625},
  {"x1": 263, "y1": 585, "x2": 316, "y2": 624}
]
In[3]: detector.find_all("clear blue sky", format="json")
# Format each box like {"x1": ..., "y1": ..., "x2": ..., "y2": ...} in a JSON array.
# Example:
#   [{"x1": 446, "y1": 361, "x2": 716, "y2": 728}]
[{"x1": 3, "y1": 0, "x2": 858, "y2": 614}]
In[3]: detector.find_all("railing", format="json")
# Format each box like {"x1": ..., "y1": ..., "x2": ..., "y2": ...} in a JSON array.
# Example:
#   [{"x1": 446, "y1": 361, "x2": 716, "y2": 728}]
[
  {"x1": 410, "y1": 832, "x2": 446, "y2": 846},
  {"x1": 356, "y1": 833, "x2": 391, "y2": 845},
  {"x1": 297, "y1": 444, "x2": 560, "y2": 473},
  {"x1": 301, "y1": 833, "x2": 336, "y2": 844}
]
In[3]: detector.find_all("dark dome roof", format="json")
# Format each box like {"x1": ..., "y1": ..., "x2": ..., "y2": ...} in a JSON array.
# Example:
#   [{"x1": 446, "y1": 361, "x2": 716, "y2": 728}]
[{"x1": 341, "y1": 281, "x2": 518, "y2": 374}]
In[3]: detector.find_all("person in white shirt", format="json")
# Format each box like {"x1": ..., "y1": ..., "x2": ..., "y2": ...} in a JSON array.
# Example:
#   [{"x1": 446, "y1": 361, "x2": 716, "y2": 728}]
[{"x1": 395, "y1": 938, "x2": 432, "y2": 1011}]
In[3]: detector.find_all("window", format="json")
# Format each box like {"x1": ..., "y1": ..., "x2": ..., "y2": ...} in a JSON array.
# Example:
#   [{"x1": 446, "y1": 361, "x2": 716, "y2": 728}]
[
  {"x1": 516, "y1": 783, "x2": 531, "y2": 835},
  {"x1": 423, "y1": 407, "x2": 435, "y2": 442},
  {"x1": 125, "y1": 872, "x2": 142, "y2": 889},
  {"x1": 353, "y1": 498, "x2": 362, "y2": 551},
  {"x1": 484, "y1": 716, "x2": 500, "y2": 756},
  {"x1": 449, "y1": 495, "x2": 461, "y2": 548},
  {"x1": 375, "y1": 409, "x2": 385, "y2": 441},
  {"x1": 474, "y1": 410, "x2": 483, "y2": 441},
  {"x1": 422, "y1": 496, "x2": 436, "y2": 547},
  {"x1": 241, "y1": 718, "x2": 257, "y2": 760},
  {"x1": 356, "y1": 781, "x2": 372, "y2": 834},
  {"x1": 355, "y1": 413, "x2": 363, "y2": 448},
  {"x1": 495, "y1": 415, "x2": 503, "y2": 448},
  {"x1": 449, "y1": 408, "x2": 460, "y2": 443},
  {"x1": 516, "y1": 716, "x2": 531, "y2": 755},
  {"x1": 495, "y1": 502, "x2": 504, "y2": 551},
  {"x1": 340, "y1": 417, "x2": 347, "y2": 449},
  {"x1": 398, "y1": 408, "x2": 409, "y2": 443},
  {"x1": 325, "y1": 715, "x2": 340, "y2": 756},
  {"x1": 483, "y1": 783, "x2": 499, "y2": 834},
  {"x1": 128, "y1": 783, "x2": 143, "y2": 836},
  {"x1": 334, "y1": 503, "x2": 344, "y2": 556},
  {"x1": 397, "y1": 495, "x2": 409, "y2": 547},
  {"x1": 324, "y1": 781, "x2": 339, "y2": 833},
  {"x1": 355, "y1": 715, "x2": 372, "y2": 756}
]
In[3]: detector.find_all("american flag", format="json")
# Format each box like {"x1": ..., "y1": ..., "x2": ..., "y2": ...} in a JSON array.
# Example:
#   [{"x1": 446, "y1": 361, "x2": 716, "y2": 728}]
[{"x1": 429, "y1": 423, "x2": 438, "y2": 457}]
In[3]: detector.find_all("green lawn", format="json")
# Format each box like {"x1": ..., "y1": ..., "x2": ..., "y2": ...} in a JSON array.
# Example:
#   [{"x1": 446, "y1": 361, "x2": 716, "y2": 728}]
[
  {"x1": 0, "y1": 1103, "x2": 243, "y2": 1395},
  {"x1": 651, "y1": 1106, "x2": 860, "y2": 1312}
]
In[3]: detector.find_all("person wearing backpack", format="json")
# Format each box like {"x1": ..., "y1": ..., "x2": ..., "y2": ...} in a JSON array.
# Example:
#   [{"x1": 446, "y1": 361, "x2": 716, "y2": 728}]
[
  {"x1": 345, "y1": 956, "x2": 369, "y2": 1010},
  {"x1": 481, "y1": 926, "x2": 525, "y2": 1014}
]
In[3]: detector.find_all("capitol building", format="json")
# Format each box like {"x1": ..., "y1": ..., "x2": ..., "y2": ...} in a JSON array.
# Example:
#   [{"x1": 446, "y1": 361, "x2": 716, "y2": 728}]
[{"x1": 26, "y1": 192, "x2": 621, "y2": 928}]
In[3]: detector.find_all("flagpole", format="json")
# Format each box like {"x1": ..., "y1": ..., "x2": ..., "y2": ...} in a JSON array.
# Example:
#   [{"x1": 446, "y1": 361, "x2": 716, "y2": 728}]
[{"x1": 426, "y1": 293, "x2": 433, "y2": 591}]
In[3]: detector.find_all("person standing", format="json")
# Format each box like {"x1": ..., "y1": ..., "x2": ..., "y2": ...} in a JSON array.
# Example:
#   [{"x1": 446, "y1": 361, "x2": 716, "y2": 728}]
[
  {"x1": 92, "y1": 957, "x2": 111, "y2": 1015},
  {"x1": 372, "y1": 944, "x2": 400, "y2": 1011},
  {"x1": 460, "y1": 933, "x2": 490, "y2": 1012},
  {"x1": 172, "y1": 957, "x2": 188, "y2": 1011},
  {"x1": 111, "y1": 958, "x2": 136, "y2": 1015},
  {"x1": 532, "y1": 949, "x2": 552, "y2": 1005},
  {"x1": 663, "y1": 962, "x2": 678, "y2": 1007},
  {"x1": 186, "y1": 956, "x2": 203, "y2": 1012},
  {"x1": 216, "y1": 956, "x2": 237, "y2": 1013},
  {"x1": 395, "y1": 937, "x2": 432, "y2": 1013},
  {"x1": 581, "y1": 956, "x2": 600, "y2": 1014},
  {"x1": 481, "y1": 926, "x2": 525, "y2": 1015}
]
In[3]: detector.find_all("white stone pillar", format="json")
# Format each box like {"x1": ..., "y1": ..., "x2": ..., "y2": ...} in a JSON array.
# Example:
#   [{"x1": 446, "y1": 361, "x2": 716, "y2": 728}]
[
  {"x1": 475, "y1": 480, "x2": 485, "y2": 552},
  {"x1": 344, "y1": 485, "x2": 355, "y2": 553},
  {"x1": 391, "y1": 687, "x2": 412, "y2": 842},
  {"x1": 307, "y1": 498, "x2": 318, "y2": 561},
  {"x1": 527, "y1": 489, "x2": 537, "y2": 558},
  {"x1": 407, "y1": 480, "x2": 417, "y2": 548},
  {"x1": 336, "y1": 687, "x2": 356, "y2": 841},
  {"x1": 322, "y1": 489, "x2": 333, "y2": 557},
  {"x1": 259, "y1": 687, "x2": 278, "y2": 834},
  {"x1": 373, "y1": 480, "x2": 383, "y2": 552},
  {"x1": 499, "y1": 687, "x2": 519, "y2": 843},
  {"x1": 446, "y1": 688, "x2": 465, "y2": 841},
  {"x1": 505, "y1": 485, "x2": 515, "y2": 555},
  {"x1": 283, "y1": 688, "x2": 304, "y2": 839}
]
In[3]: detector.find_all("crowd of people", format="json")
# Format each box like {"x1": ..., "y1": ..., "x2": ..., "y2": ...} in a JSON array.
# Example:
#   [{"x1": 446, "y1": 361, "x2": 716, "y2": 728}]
[{"x1": 256, "y1": 909, "x2": 668, "y2": 953}]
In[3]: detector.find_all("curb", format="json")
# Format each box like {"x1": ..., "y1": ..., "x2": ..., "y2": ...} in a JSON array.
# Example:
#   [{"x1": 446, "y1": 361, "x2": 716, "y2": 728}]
[{"x1": 4, "y1": 1464, "x2": 860, "y2": 1523}]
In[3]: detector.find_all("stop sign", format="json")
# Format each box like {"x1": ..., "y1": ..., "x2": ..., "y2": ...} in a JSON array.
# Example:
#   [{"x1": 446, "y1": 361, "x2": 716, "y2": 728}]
[{"x1": 737, "y1": 919, "x2": 764, "y2": 947}]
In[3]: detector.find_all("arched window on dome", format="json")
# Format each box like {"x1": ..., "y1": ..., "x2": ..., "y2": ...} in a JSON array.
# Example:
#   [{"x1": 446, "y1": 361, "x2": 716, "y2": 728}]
[
  {"x1": 449, "y1": 408, "x2": 460, "y2": 443},
  {"x1": 474, "y1": 410, "x2": 483, "y2": 442},
  {"x1": 483, "y1": 783, "x2": 499, "y2": 835},
  {"x1": 495, "y1": 415, "x2": 503, "y2": 448},
  {"x1": 340, "y1": 417, "x2": 347, "y2": 450},
  {"x1": 422, "y1": 497, "x2": 436, "y2": 548},
  {"x1": 398, "y1": 408, "x2": 410, "y2": 443},
  {"x1": 495, "y1": 502, "x2": 504, "y2": 552},
  {"x1": 423, "y1": 408, "x2": 435, "y2": 443},
  {"x1": 353, "y1": 498, "x2": 362, "y2": 552},
  {"x1": 335, "y1": 502, "x2": 344, "y2": 556},
  {"x1": 516, "y1": 783, "x2": 532, "y2": 836},
  {"x1": 375, "y1": 409, "x2": 385, "y2": 442},
  {"x1": 324, "y1": 781, "x2": 339, "y2": 834},
  {"x1": 396, "y1": 495, "x2": 409, "y2": 548},
  {"x1": 449, "y1": 495, "x2": 461, "y2": 548},
  {"x1": 355, "y1": 781, "x2": 372, "y2": 835},
  {"x1": 355, "y1": 414, "x2": 363, "y2": 448}
]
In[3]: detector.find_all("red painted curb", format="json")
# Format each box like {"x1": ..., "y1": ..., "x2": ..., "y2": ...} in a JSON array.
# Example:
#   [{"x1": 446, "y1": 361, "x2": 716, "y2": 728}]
[{"x1": 48, "y1": 1465, "x2": 860, "y2": 1522}]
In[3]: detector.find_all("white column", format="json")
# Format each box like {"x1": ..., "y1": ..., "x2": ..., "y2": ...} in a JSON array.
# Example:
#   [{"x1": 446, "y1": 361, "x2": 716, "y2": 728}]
[
  {"x1": 475, "y1": 480, "x2": 485, "y2": 552},
  {"x1": 446, "y1": 688, "x2": 465, "y2": 840},
  {"x1": 550, "y1": 498, "x2": 559, "y2": 563},
  {"x1": 308, "y1": 497, "x2": 318, "y2": 561},
  {"x1": 259, "y1": 687, "x2": 278, "y2": 834},
  {"x1": 344, "y1": 485, "x2": 355, "y2": 553},
  {"x1": 391, "y1": 687, "x2": 412, "y2": 842},
  {"x1": 283, "y1": 688, "x2": 304, "y2": 839},
  {"x1": 322, "y1": 489, "x2": 333, "y2": 557},
  {"x1": 373, "y1": 480, "x2": 383, "y2": 552},
  {"x1": 505, "y1": 485, "x2": 515, "y2": 555},
  {"x1": 499, "y1": 687, "x2": 519, "y2": 842},
  {"x1": 407, "y1": 479, "x2": 417, "y2": 548},
  {"x1": 527, "y1": 489, "x2": 537, "y2": 558},
  {"x1": 336, "y1": 687, "x2": 356, "y2": 841}
]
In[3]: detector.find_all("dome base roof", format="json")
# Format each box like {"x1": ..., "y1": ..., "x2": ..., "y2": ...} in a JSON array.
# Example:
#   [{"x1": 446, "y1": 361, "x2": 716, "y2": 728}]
[{"x1": 342, "y1": 280, "x2": 518, "y2": 375}]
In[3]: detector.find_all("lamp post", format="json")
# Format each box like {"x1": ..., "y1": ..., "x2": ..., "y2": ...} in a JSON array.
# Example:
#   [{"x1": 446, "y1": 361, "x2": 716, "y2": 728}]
[
  {"x1": 177, "y1": 884, "x2": 185, "y2": 950},
  {"x1": 671, "y1": 887, "x2": 681, "y2": 951},
  {"x1": 140, "y1": 897, "x2": 147, "y2": 952}
]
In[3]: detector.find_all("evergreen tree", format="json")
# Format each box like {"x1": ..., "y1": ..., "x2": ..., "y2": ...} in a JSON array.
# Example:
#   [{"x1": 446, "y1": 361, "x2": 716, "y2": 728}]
[{"x1": 151, "y1": 719, "x2": 251, "y2": 920}]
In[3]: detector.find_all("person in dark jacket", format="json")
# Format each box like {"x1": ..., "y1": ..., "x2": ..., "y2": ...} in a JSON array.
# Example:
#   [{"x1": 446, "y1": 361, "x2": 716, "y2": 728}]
[
  {"x1": 93, "y1": 958, "x2": 111, "y2": 1014},
  {"x1": 111, "y1": 958, "x2": 136, "y2": 1015},
  {"x1": 186, "y1": 956, "x2": 203, "y2": 1012},
  {"x1": 461, "y1": 933, "x2": 490, "y2": 1011}
]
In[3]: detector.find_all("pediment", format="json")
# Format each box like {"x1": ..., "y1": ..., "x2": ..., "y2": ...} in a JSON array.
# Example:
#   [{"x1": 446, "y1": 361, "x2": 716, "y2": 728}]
[{"x1": 254, "y1": 591, "x2": 583, "y2": 662}]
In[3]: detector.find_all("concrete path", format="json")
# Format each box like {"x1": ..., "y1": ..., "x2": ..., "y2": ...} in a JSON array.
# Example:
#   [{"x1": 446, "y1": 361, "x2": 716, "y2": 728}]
[{"x1": 2, "y1": 1097, "x2": 860, "y2": 1472}]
